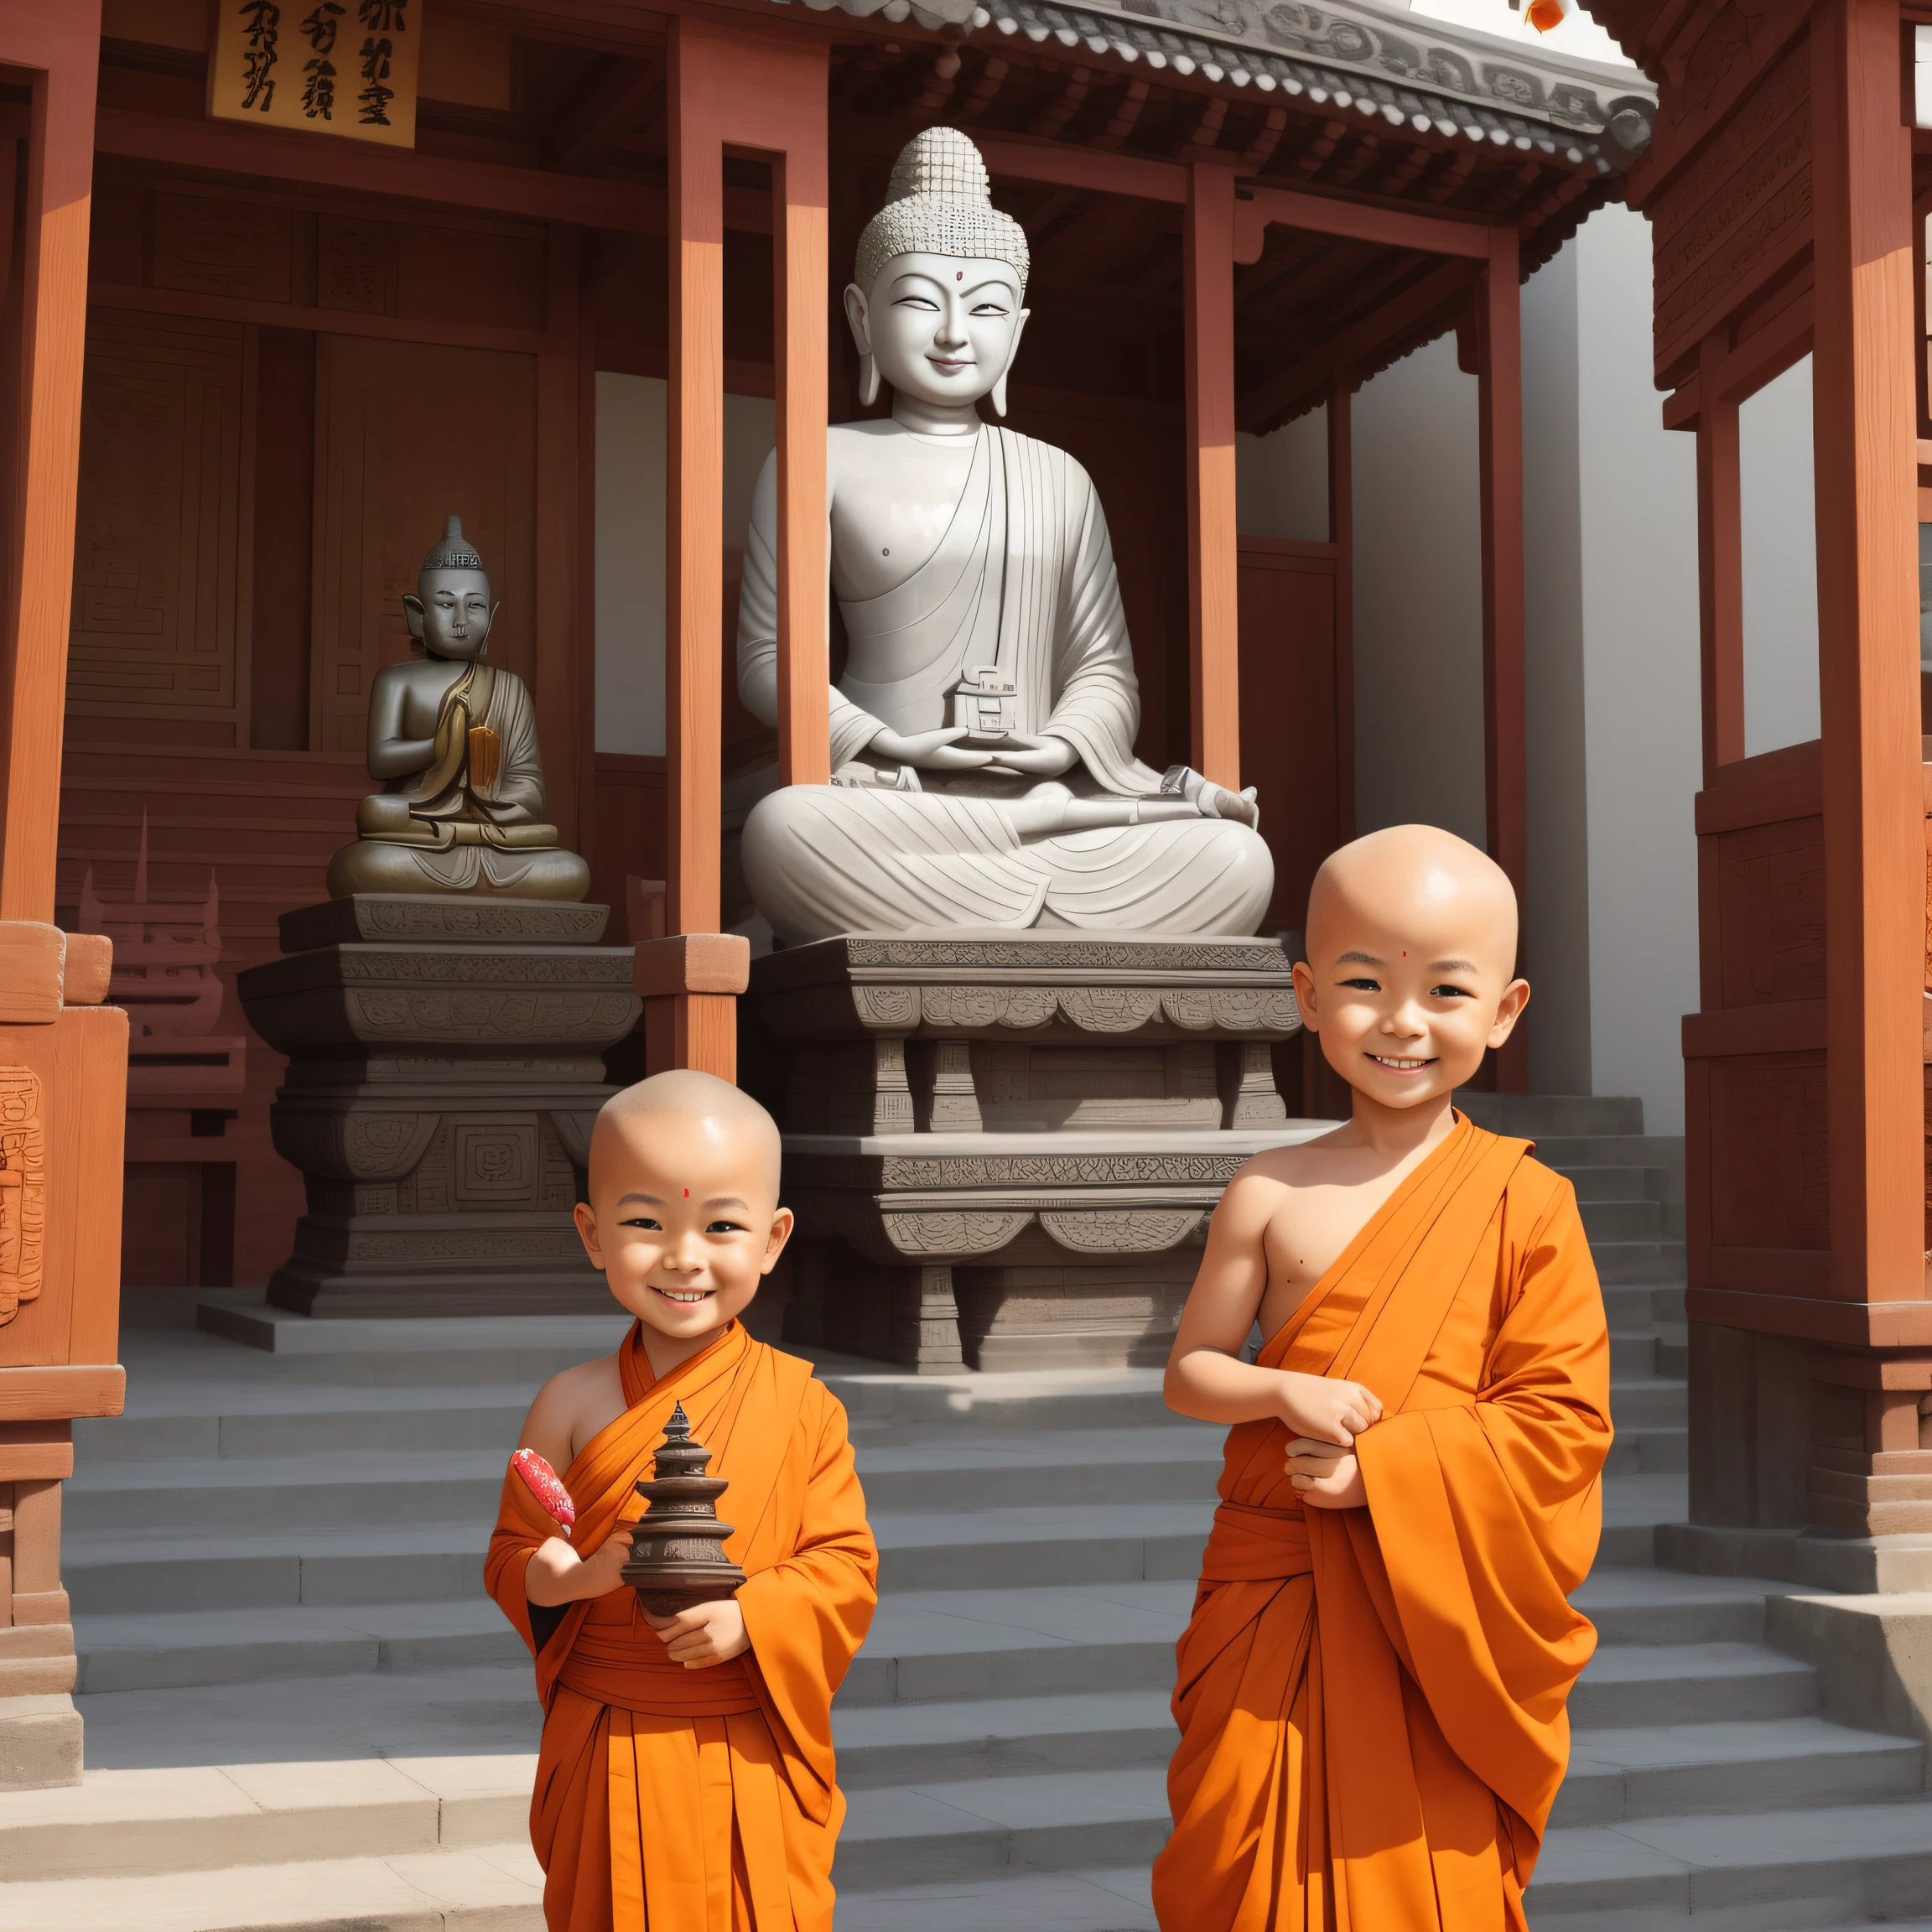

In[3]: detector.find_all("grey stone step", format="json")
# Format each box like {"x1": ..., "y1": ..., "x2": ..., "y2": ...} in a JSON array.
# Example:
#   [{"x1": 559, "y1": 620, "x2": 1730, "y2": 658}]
[
  {"x1": 0, "y1": 1844, "x2": 544, "y2": 1929},
  {"x1": 1568, "y1": 1642, "x2": 1815, "y2": 1729},
  {"x1": 842, "y1": 1581, "x2": 1191, "y2": 1708},
  {"x1": 1602, "y1": 1282, "x2": 1689, "y2": 1327},
  {"x1": 1454, "y1": 1093, "x2": 1648, "y2": 1138},
  {"x1": 871, "y1": 1501, "x2": 1212, "y2": 1592},
  {"x1": 72, "y1": 1600, "x2": 523, "y2": 1696},
  {"x1": 1534, "y1": 1133, "x2": 1687, "y2": 1172},
  {"x1": 834, "y1": 1690, "x2": 1176, "y2": 1789},
  {"x1": 1565, "y1": 1164, "x2": 1681, "y2": 1204},
  {"x1": 63, "y1": 1523, "x2": 496, "y2": 1616},
  {"x1": 1554, "y1": 1716, "x2": 1922, "y2": 1826},
  {"x1": 1603, "y1": 1430, "x2": 1689, "y2": 1478},
  {"x1": 1526, "y1": 1800, "x2": 1932, "y2": 1928},
  {"x1": 835, "y1": 1765, "x2": 1170, "y2": 1892},
  {"x1": 75, "y1": 1387, "x2": 535, "y2": 1467},
  {"x1": 854, "y1": 1427, "x2": 1225, "y2": 1513},
  {"x1": 1581, "y1": 1198, "x2": 1669, "y2": 1241},
  {"x1": 835, "y1": 1867, "x2": 1158, "y2": 1931},
  {"x1": 1593, "y1": 1238, "x2": 1689, "y2": 1285},
  {"x1": 1571, "y1": 1567, "x2": 1776, "y2": 1646},
  {"x1": 1610, "y1": 1379, "x2": 1688, "y2": 1428}
]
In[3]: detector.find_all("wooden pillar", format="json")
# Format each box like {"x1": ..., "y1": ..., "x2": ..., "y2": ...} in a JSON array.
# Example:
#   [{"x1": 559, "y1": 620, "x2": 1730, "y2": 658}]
[
  {"x1": 1477, "y1": 226, "x2": 1528, "y2": 1090},
  {"x1": 1695, "y1": 331, "x2": 1746, "y2": 784},
  {"x1": 1185, "y1": 163, "x2": 1239, "y2": 789},
  {"x1": 1810, "y1": 0, "x2": 1923, "y2": 1301},
  {"x1": 645, "y1": 16, "x2": 827, "y2": 1072},
  {"x1": 1327, "y1": 380, "x2": 1356, "y2": 845},
  {"x1": 0, "y1": 3, "x2": 97, "y2": 922}
]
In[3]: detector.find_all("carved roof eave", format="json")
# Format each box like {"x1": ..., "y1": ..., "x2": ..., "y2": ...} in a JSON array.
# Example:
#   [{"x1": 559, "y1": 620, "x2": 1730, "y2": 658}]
[{"x1": 779, "y1": 0, "x2": 1659, "y2": 174}]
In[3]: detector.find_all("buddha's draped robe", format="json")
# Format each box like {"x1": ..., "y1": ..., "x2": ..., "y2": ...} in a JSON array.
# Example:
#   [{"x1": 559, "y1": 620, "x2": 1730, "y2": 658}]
[
  {"x1": 484, "y1": 1322, "x2": 877, "y2": 1931},
  {"x1": 331, "y1": 659, "x2": 589, "y2": 898},
  {"x1": 735, "y1": 424, "x2": 1273, "y2": 942},
  {"x1": 1151, "y1": 1117, "x2": 1612, "y2": 1932}
]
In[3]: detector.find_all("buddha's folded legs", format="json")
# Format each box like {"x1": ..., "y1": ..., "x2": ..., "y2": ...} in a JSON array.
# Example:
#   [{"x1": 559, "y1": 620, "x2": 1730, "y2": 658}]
[
  {"x1": 741, "y1": 784, "x2": 1274, "y2": 944},
  {"x1": 325, "y1": 836, "x2": 592, "y2": 901}
]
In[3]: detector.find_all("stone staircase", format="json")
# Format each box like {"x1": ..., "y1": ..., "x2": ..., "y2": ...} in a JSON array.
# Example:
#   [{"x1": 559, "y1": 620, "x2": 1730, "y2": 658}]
[{"x1": 7, "y1": 1096, "x2": 1927, "y2": 1928}]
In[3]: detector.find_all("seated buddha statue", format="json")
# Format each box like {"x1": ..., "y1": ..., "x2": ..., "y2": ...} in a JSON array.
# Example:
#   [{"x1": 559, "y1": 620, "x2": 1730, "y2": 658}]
[
  {"x1": 735, "y1": 126, "x2": 1273, "y2": 948},
  {"x1": 326, "y1": 517, "x2": 590, "y2": 901}
]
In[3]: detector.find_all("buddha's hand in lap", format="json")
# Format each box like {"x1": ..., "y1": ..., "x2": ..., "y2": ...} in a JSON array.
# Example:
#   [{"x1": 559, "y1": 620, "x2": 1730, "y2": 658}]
[
  {"x1": 865, "y1": 725, "x2": 996, "y2": 771},
  {"x1": 983, "y1": 734, "x2": 1078, "y2": 779}
]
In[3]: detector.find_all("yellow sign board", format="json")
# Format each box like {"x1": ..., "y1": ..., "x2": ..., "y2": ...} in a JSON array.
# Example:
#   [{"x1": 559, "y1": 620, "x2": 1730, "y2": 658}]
[{"x1": 208, "y1": 2, "x2": 421, "y2": 149}]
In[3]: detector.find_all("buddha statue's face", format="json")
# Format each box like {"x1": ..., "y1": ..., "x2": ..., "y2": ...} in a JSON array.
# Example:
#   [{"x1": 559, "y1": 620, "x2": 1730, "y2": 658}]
[
  {"x1": 403, "y1": 569, "x2": 494, "y2": 662},
  {"x1": 845, "y1": 253, "x2": 1028, "y2": 411}
]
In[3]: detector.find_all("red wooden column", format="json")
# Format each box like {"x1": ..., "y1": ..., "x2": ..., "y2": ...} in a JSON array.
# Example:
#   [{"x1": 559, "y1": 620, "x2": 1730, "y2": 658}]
[
  {"x1": 1810, "y1": 0, "x2": 1923, "y2": 1303},
  {"x1": 1695, "y1": 331, "x2": 1746, "y2": 783},
  {"x1": 0, "y1": 0, "x2": 130, "y2": 1793},
  {"x1": 1477, "y1": 225, "x2": 1528, "y2": 1089},
  {"x1": 1327, "y1": 380, "x2": 1356, "y2": 845},
  {"x1": 0, "y1": 3, "x2": 96, "y2": 922},
  {"x1": 1185, "y1": 163, "x2": 1240, "y2": 790},
  {"x1": 643, "y1": 17, "x2": 829, "y2": 1075}
]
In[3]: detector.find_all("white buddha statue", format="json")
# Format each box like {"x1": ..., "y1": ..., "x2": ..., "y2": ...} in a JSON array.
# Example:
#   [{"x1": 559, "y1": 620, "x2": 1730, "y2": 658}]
[{"x1": 735, "y1": 127, "x2": 1274, "y2": 948}]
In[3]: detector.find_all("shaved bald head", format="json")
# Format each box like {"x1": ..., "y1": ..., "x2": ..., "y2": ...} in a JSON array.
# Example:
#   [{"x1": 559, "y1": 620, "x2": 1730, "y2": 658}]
[
  {"x1": 1308, "y1": 825, "x2": 1517, "y2": 978},
  {"x1": 589, "y1": 1070, "x2": 782, "y2": 1207}
]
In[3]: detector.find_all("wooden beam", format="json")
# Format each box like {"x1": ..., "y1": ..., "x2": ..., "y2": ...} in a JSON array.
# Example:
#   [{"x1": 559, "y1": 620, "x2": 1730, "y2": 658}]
[
  {"x1": 1696, "y1": 332, "x2": 1745, "y2": 780},
  {"x1": 1185, "y1": 162, "x2": 1239, "y2": 790},
  {"x1": 1239, "y1": 258, "x2": 1475, "y2": 433},
  {"x1": 1810, "y1": 0, "x2": 1924, "y2": 1301},
  {"x1": 545, "y1": 56, "x2": 662, "y2": 173},
  {"x1": 91, "y1": 105, "x2": 782, "y2": 238},
  {"x1": 977, "y1": 132, "x2": 1188, "y2": 206},
  {"x1": 1476, "y1": 225, "x2": 1527, "y2": 1092},
  {"x1": 1233, "y1": 181, "x2": 1494, "y2": 264},
  {"x1": 0, "y1": 3, "x2": 100, "y2": 924}
]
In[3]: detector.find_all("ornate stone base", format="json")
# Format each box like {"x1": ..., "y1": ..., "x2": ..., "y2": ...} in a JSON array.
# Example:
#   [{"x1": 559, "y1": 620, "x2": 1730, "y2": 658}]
[
  {"x1": 741, "y1": 932, "x2": 1329, "y2": 1369},
  {"x1": 237, "y1": 896, "x2": 640, "y2": 1317}
]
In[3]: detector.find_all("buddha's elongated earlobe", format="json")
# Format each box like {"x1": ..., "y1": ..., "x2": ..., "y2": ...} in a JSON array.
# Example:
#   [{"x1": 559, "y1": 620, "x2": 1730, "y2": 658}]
[
  {"x1": 990, "y1": 307, "x2": 1030, "y2": 420},
  {"x1": 859, "y1": 353, "x2": 880, "y2": 408},
  {"x1": 990, "y1": 370, "x2": 1009, "y2": 418}
]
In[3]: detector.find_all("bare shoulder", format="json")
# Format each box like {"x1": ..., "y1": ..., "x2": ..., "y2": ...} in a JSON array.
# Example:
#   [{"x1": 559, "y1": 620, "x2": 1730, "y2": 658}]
[
  {"x1": 519, "y1": 1353, "x2": 626, "y2": 1467},
  {"x1": 1224, "y1": 1126, "x2": 1353, "y2": 1195}
]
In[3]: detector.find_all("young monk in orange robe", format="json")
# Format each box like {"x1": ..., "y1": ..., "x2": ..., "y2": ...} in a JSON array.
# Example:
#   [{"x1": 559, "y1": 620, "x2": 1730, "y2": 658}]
[
  {"x1": 1152, "y1": 824, "x2": 1612, "y2": 1932},
  {"x1": 485, "y1": 1071, "x2": 877, "y2": 1932}
]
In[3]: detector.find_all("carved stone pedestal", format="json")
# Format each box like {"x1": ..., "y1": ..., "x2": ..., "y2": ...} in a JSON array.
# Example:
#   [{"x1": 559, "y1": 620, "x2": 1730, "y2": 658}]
[
  {"x1": 741, "y1": 932, "x2": 1328, "y2": 1369},
  {"x1": 237, "y1": 895, "x2": 641, "y2": 1317}
]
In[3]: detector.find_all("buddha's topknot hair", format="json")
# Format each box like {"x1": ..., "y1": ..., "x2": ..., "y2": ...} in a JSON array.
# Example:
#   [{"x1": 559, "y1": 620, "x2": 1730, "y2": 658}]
[{"x1": 854, "y1": 127, "x2": 1030, "y2": 298}]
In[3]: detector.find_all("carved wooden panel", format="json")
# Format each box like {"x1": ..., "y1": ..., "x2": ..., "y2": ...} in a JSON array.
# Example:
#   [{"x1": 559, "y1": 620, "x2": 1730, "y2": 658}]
[
  {"x1": 0, "y1": 1069, "x2": 44, "y2": 1326},
  {"x1": 151, "y1": 191, "x2": 293, "y2": 303},
  {"x1": 317, "y1": 216, "x2": 394, "y2": 316},
  {"x1": 1705, "y1": 813, "x2": 1826, "y2": 1006},
  {"x1": 68, "y1": 309, "x2": 248, "y2": 727},
  {"x1": 311, "y1": 335, "x2": 536, "y2": 754},
  {"x1": 1648, "y1": 35, "x2": 1810, "y2": 378}
]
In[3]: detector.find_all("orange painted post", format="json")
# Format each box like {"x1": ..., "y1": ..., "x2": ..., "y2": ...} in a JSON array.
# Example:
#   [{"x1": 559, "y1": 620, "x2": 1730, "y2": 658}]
[
  {"x1": 1696, "y1": 331, "x2": 1745, "y2": 782},
  {"x1": 1810, "y1": 0, "x2": 1924, "y2": 1301},
  {"x1": 1327, "y1": 381, "x2": 1356, "y2": 845},
  {"x1": 1185, "y1": 163, "x2": 1240, "y2": 789},
  {"x1": 1477, "y1": 226, "x2": 1528, "y2": 1091},
  {"x1": 0, "y1": 3, "x2": 99, "y2": 925},
  {"x1": 653, "y1": 17, "x2": 828, "y2": 1072},
  {"x1": 774, "y1": 67, "x2": 830, "y2": 788}
]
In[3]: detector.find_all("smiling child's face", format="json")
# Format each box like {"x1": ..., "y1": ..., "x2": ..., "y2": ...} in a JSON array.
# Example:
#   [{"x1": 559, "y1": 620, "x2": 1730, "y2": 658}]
[
  {"x1": 1291, "y1": 825, "x2": 1530, "y2": 1112},
  {"x1": 573, "y1": 1084, "x2": 791, "y2": 1344}
]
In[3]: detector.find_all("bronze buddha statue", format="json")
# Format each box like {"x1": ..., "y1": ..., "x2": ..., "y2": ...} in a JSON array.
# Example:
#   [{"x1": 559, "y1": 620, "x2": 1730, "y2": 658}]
[{"x1": 327, "y1": 517, "x2": 590, "y2": 901}]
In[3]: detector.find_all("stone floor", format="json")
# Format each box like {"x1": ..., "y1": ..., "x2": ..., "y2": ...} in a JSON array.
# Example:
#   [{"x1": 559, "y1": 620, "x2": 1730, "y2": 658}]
[{"x1": 7, "y1": 1095, "x2": 1928, "y2": 1929}]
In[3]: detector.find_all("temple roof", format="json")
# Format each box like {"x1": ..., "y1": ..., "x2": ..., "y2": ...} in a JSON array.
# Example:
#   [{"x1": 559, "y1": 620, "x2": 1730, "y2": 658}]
[{"x1": 787, "y1": 0, "x2": 1658, "y2": 171}]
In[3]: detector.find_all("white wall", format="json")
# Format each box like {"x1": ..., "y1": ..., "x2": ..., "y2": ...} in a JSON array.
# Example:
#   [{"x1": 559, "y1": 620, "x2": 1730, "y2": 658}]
[
  {"x1": 1737, "y1": 356, "x2": 1821, "y2": 756},
  {"x1": 593, "y1": 377, "x2": 777, "y2": 756},
  {"x1": 1235, "y1": 408, "x2": 1328, "y2": 542},
  {"x1": 1571, "y1": 202, "x2": 1702, "y2": 1135},
  {"x1": 1350, "y1": 333, "x2": 1489, "y2": 850}
]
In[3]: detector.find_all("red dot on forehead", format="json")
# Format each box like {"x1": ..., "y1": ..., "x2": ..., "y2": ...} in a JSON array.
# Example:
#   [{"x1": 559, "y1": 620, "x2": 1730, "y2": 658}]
[{"x1": 683, "y1": 1188, "x2": 689, "y2": 1198}]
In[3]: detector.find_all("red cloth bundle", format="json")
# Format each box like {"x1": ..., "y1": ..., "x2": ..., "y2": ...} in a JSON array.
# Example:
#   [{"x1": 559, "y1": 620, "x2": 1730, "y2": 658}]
[{"x1": 510, "y1": 1447, "x2": 577, "y2": 1535}]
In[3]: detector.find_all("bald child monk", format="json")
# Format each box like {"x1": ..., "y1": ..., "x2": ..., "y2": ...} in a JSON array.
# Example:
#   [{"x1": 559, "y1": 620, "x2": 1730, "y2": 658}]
[
  {"x1": 485, "y1": 1071, "x2": 878, "y2": 1932},
  {"x1": 1152, "y1": 824, "x2": 1612, "y2": 1932}
]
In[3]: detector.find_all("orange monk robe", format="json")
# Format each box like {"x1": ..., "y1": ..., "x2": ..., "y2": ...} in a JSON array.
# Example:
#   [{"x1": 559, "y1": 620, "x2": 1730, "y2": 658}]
[
  {"x1": 485, "y1": 1321, "x2": 877, "y2": 1932},
  {"x1": 1152, "y1": 1115, "x2": 1612, "y2": 1932}
]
